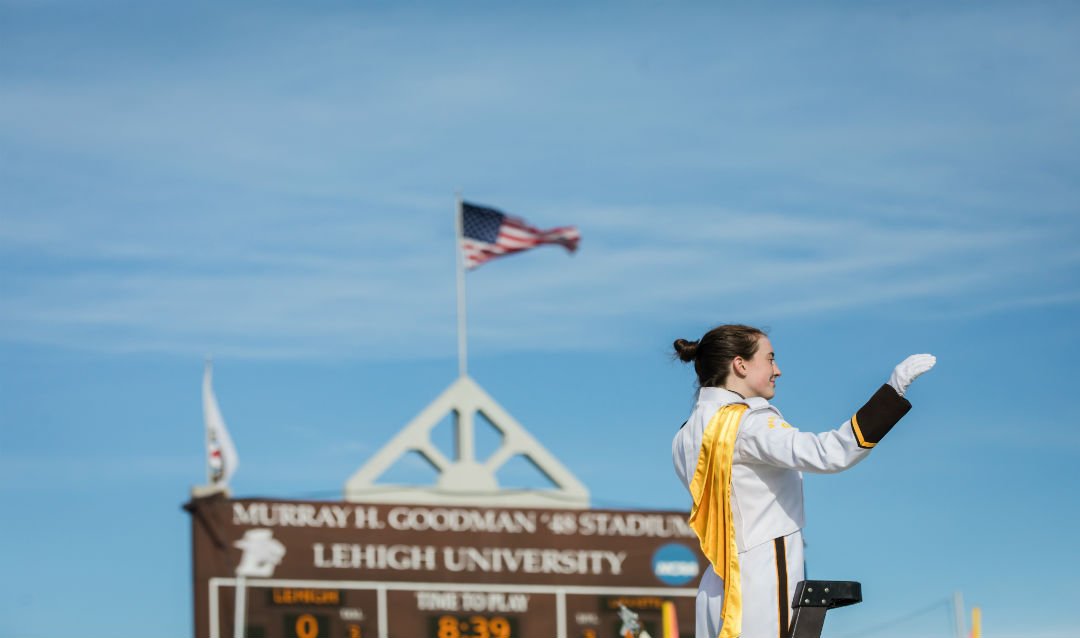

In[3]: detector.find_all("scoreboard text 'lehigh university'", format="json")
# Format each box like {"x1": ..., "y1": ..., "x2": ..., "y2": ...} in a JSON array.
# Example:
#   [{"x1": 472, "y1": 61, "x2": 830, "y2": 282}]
[{"x1": 186, "y1": 497, "x2": 705, "y2": 637}]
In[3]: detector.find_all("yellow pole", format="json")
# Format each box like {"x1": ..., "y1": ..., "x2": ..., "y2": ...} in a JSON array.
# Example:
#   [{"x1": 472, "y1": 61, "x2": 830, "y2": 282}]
[
  {"x1": 662, "y1": 601, "x2": 678, "y2": 638},
  {"x1": 970, "y1": 606, "x2": 981, "y2": 638}
]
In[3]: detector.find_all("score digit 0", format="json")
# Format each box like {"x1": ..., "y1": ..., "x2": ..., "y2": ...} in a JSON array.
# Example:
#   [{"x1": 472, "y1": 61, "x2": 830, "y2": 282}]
[{"x1": 295, "y1": 613, "x2": 319, "y2": 638}]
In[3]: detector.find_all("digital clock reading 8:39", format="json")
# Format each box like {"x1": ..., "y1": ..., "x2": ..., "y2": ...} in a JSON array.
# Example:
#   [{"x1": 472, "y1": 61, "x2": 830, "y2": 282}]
[{"x1": 431, "y1": 615, "x2": 516, "y2": 638}]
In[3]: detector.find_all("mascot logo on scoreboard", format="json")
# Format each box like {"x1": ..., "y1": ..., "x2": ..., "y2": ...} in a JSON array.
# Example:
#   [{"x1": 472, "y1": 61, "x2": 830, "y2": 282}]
[{"x1": 234, "y1": 528, "x2": 286, "y2": 577}]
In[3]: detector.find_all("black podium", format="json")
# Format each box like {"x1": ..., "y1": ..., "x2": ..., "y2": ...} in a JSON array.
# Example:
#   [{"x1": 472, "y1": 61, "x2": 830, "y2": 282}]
[{"x1": 787, "y1": 580, "x2": 862, "y2": 638}]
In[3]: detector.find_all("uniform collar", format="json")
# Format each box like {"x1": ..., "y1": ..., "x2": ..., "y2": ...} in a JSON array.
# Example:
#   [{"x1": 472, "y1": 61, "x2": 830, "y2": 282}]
[{"x1": 697, "y1": 387, "x2": 748, "y2": 404}]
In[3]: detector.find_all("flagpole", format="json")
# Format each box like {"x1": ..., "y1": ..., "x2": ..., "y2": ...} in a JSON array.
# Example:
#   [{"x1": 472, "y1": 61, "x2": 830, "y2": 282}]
[
  {"x1": 204, "y1": 356, "x2": 213, "y2": 486},
  {"x1": 953, "y1": 590, "x2": 965, "y2": 637},
  {"x1": 454, "y1": 192, "x2": 467, "y2": 378}
]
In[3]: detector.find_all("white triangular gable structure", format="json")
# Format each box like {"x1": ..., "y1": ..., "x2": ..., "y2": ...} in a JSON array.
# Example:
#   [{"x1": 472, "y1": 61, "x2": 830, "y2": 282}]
[{"x1": 344, "y1": 376, "x2": 589, "y2": 508}]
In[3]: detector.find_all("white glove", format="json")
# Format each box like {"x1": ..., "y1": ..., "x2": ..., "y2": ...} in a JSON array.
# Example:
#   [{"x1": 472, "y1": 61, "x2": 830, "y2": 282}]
[{"x1": 888, "y1": 354, "x2": 936, "y2": 396}]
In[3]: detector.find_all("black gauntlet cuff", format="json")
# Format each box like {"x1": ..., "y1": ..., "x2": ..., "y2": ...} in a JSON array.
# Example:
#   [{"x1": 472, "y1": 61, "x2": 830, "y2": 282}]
[{"x1": 851, "y1": 384, "x2": 912, "y2": 448}]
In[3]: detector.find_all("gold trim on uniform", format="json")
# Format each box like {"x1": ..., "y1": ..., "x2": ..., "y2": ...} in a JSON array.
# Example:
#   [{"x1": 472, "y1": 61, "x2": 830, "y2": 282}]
[{"x1": 850, "y1": 413, "x2": 876, "y2": 449}]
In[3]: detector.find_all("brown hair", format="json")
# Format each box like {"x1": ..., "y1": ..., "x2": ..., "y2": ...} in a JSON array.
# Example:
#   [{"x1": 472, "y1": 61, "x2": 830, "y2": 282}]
[{"x1": 674, "y1": 324, "x2": 766, "y2": 388}]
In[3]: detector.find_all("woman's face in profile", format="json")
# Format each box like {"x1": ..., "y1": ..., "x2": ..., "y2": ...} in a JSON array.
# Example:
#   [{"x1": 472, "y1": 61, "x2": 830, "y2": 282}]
[{"x1": 741, "y1": 336, "x2": 781, "y2": 399}]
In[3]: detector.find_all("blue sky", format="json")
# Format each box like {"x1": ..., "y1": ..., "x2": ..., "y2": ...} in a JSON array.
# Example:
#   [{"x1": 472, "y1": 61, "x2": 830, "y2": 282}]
[{"x1": 2, "y1": 1, "x2": 1078, "y2": 636}]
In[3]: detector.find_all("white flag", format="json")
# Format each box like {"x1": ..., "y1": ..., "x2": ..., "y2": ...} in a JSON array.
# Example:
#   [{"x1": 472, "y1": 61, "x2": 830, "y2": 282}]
[{"x1": 203, "y1": 360, "x2": 239, "y2": 487}]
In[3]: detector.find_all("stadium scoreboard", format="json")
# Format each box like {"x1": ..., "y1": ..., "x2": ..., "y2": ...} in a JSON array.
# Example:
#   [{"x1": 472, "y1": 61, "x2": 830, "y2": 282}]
[{"x1": 186, "y1": 495, "x2": 706, "y2": 637}]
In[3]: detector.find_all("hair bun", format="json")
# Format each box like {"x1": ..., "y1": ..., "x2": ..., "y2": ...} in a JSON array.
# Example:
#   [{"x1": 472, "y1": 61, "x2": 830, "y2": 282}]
[{"x1": 673, "y1": 338, "x2": 699, "y2": 362}]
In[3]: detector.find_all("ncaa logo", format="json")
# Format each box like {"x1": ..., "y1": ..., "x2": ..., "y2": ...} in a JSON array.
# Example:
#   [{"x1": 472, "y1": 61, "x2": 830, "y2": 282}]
[{"x1": 651, "y1": 543, "x2": 700, "y2": 586}]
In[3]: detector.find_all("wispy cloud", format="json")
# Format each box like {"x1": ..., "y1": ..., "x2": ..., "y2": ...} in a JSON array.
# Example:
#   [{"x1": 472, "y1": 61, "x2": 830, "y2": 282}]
[
  {"x1": 3, "y1": 196, "x2": 1071, "y2": 358},
  {"x1": 1, "y1": 2, "x2": 1077, "y2": 358}
]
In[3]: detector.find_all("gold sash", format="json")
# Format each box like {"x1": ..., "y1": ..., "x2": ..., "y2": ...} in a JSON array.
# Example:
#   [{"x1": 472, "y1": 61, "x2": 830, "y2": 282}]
[{"x1": 688, "y1": 403, "x2": 747, "y2": 638}]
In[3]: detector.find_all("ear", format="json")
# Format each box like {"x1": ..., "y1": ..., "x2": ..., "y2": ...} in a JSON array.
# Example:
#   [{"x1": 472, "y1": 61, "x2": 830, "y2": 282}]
[{"x1": 731, "y1": 355, "x2": 749, "y2": 378}]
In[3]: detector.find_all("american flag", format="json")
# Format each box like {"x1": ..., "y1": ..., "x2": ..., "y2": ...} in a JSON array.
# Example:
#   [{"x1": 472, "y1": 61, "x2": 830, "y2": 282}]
[{"x1": 460, "y1": 202, "x2": 580, "y2": 270}]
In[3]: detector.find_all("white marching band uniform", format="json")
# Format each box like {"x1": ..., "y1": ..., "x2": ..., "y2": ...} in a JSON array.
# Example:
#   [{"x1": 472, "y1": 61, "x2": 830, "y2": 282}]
[{"x1": 673, "y1": 384, "x2": 913, "y2": 638}]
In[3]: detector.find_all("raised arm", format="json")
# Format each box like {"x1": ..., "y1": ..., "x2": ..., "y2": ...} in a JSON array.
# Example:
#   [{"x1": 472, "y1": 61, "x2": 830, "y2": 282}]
[{"x1": 734, "y1": 354, "x2": 936, "y2": 473}]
